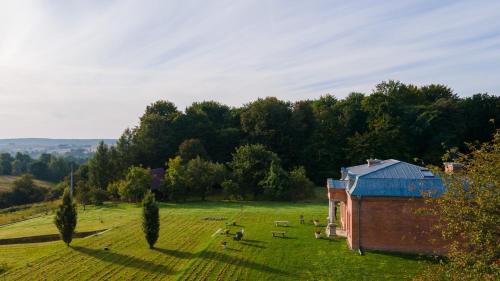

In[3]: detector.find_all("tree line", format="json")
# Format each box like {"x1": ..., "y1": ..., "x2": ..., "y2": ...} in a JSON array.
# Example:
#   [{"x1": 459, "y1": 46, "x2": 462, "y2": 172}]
[
  {"x1": 68, "y1": 80, "x2": 498, "y2": 202},
  {"x1": 0, "y1": 152, "x2": 77, "y2": 182}
]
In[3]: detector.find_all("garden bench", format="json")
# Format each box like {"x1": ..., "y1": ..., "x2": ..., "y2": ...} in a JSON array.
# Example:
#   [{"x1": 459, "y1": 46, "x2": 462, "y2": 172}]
[
  {"x1": 274, "y1": 220, "x2": 289, "y2": 227},
  {"x1": 271, "y1": 231, "x2": 286, "y2": 238}
]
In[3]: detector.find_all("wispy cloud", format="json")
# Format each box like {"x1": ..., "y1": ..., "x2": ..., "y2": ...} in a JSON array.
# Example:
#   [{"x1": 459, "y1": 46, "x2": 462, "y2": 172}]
[{"x1": 0, "y1": 0, "x2": 499, "y2": 138}]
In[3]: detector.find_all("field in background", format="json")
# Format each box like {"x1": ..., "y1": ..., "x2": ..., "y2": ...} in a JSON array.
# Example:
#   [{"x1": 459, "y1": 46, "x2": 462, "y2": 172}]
[
  {"x1": 0, "y1": 175, "x2": 54, "y2": 192},
  {"x1": 0, "y1": 201, "x2": 60, "y2": 226},
  {"x1": 0, "y1": 202, "x2": 434, "y2": 280}
]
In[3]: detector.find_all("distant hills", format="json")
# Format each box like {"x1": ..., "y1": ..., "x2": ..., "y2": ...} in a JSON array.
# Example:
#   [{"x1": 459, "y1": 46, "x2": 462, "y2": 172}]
[{"x1": 0, "y1": 138, "x2": 116, "y2": 159}]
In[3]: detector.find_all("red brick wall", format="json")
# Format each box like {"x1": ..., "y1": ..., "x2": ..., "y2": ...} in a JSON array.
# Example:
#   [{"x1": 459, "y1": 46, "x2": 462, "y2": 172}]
[{"x1": 345, "y1": 196, "x2": 447, "y2": 254}]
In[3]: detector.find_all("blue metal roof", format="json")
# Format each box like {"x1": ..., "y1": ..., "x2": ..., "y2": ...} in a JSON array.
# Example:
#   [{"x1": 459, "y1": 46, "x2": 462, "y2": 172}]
[
  {"x1": 327, "y1": 179, "x2": 347, "y2": 189},
  {"x1": 349, "y1": 178, "x2": 444, "y2": 197},
  {"x1": 343, "y1": 159, "x2": 399, "y2": 177},
  {"x1": 330, "y1": 159, "x2": 444, "y2": 198}
]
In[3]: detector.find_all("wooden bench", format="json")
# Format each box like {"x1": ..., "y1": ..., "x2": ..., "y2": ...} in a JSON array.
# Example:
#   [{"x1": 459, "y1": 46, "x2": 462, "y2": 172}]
[
  {"x1": 271, "y1": 231, "x2": 286, "y2": 238},
  {"x1": 274, "y1": 220, "x2": 289, "y2": 227}
]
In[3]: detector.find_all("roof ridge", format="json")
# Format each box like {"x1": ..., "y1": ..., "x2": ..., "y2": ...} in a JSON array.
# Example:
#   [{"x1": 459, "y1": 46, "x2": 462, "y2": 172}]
[{"x1": 357, "y1": 159, "x2": 400, "y2": 178}]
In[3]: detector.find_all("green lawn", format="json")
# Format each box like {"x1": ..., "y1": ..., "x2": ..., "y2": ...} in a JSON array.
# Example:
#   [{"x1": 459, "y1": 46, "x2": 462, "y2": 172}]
[{"x1": 0, "y1": 201, "x2": 433, "y2": 280}]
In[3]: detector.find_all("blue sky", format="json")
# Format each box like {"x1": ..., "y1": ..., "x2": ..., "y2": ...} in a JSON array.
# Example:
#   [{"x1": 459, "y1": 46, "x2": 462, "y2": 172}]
[{"x1": 0, "y1": 0, "x2": 499, "y2": 138}]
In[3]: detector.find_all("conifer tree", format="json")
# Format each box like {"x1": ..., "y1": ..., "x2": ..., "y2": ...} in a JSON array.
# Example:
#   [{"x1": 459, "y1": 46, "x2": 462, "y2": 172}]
[
  {"x1": 54, "y1": 189, "x2": 77, "y2": 246},
  {"x1": 142, "y1": 190, "x2": 159, "y2": 249}
]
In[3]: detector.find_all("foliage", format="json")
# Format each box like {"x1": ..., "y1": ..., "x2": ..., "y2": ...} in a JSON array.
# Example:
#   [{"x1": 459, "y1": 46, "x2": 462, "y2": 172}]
[
  {"x1": 184, "y1": 157, "x2": 226, "y2": 200},
  {"x1": 54, "y1": 189, "x2": 77, "y2": 246},
  {"x1": 118, "y1": 166, "x2": 152, "y2": 202},
  {"x1": 89, "y1": 188, "x2": 109, "y2": 205},
  {"x1": 45, "y1": 182, "x2": 65, "y2": 201},
  {"x1": 75, "y1": 180, "x2": 91, "y2": 208},
  {"x1": 229, "y1": 144, "x2": 279, "y2": 199},
  {"x1": 240, "y1": 97, "x2": 293, "y2": 165},
  {"x1": 423, "y1": 131, "x2": 500, "y2": 280},
  {"x1": 260, "y1": 160, "x2": 290, "y2": 200},
  {"x1": 288, "y1": 166, "x2": 316, "y2": 200},
  {"x1": 163, "y1": 156, "x2": 189, "y2": 202},
  {"x1": 88, "y1": 142, "x2": 114, "y2": 189},
  {"x1": 142, "y1": 190, "x2": 160, "y2": 249},
  {"x1": 0, "y1": 153, "x2": 13, "y2": 175},
  {"x1": 178, "y1": 139, "x2": 209, "y2": 162},
  {"x1": 77, "y1": 80, "x2": 499, "y2": 201},
  {"x1": 106, "y1": 181, "x2": 121, "y2": 200},
  {"x1": 0, "y1": 152, "x2": 75, "y2": 182},
  {"x1": 222, "y1": 180, "x2": 240, "y2": 200}
]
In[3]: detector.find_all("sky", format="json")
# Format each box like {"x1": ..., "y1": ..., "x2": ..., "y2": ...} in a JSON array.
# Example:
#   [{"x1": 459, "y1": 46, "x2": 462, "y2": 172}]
[{"x1": 0, "y1": 0, "x2": 499, "y2": 139}]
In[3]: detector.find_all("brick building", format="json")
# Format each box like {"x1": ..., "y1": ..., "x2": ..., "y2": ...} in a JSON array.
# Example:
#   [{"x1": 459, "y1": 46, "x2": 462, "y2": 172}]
[{"x1": 327, "y1": 159, "x2": 446, "y2": 254}]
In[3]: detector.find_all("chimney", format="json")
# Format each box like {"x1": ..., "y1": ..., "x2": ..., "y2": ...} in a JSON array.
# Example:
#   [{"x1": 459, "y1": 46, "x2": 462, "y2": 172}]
[
  {"x1": 444, "y1": 162, "x2": 464, "y2": 174},
  {"x1": 340, "y1": 167, "x2": 347, "y2": 180},
  {"x1": 367, "y1": 159, "x2": 381, "y2": 167}
]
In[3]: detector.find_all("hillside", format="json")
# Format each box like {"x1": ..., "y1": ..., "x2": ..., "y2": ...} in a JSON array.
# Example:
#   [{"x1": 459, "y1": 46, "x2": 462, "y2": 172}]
[
  {"x1": 0, "y1": 176, "x2": 54, "y2": 193},
  {"x1": 0, "y1": 202, "x2": 435, "y2": 280}
]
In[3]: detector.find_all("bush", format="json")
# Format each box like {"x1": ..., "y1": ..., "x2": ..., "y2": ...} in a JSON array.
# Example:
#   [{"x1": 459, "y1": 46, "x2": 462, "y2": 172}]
[
  {"x1": 45, "y1": 182, "x2": 65, "y2": 201},
  {"x1": 119, "y1": 166, "x2": 152, "y2": 202},
  {"x1": 89, "y1": 188, "x2": 109, "y2": 205},
  {"x1": 163, "y1": 156, "x2": 188, "y2": 202},
  {"x1": 288, "y1": 166, "x2": 315, "y2": 200},
  {"x1": 184, "y1": 157, "x2": 226, "y2": 201},
  {"x1": 260, "y1": 160, "x2": 290, "y2": 200},
  {"x1": 222, "y1": 180, "x2": 240, "y2": 200},
  {"x1": 106, "y1": 181, "x2": 121, "y2": 200}
]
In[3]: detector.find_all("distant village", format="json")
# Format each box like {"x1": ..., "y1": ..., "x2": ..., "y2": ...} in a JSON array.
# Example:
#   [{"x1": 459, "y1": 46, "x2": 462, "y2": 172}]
[{"x1": 0, "y1": 139, "x2": 116, "y2": 159}]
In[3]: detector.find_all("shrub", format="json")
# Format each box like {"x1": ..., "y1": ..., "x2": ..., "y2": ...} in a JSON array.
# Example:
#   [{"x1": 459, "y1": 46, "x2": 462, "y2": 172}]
[
  {"x1": 45, "y1": 182, "x2": 65, "y2": 201},
  {"x1": 288, "y1": 166, "x2": 315, "y2": 200},
  {"x1": 89, "y1": 188, "x2": 109, "y2": 205},
  {"x1": 119, "y1": 166, "x2": 152, "y2": 202},
  {"x1": 222, "y1": 180, "x2": 240, "y2": 200},
  {"x1": 260, "y1": 160, "x2": 290, "y2": 200},
  {"x1": 106, "y1": 181, "x2": 121, "y2": 200},
  {"x1": 163, "y1": 156, "x2": 188, "y2": 202},
  {"x1": 142, "y1": 190, "x2": 159, "y2": 249}
]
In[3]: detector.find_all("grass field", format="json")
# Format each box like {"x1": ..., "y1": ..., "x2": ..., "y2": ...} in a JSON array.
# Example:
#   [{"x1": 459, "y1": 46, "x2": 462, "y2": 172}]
[
  {"x1": 0, "y1": 175, "x2": 54, "y2": 192},
  {"x1": 0, "y1": 201, "x2": 434, "y2": 280}
]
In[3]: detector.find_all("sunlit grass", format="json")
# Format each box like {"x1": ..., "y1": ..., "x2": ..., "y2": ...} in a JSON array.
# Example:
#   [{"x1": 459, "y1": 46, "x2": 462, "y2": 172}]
[{"x1": 0, "y1": 201, "x2": 434, "y2": 280}]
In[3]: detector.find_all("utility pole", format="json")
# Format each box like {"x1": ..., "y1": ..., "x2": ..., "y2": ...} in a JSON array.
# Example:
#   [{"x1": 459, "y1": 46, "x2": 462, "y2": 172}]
[{"x1": 70, "y1": 164, "x2": 74, "y2": 198}]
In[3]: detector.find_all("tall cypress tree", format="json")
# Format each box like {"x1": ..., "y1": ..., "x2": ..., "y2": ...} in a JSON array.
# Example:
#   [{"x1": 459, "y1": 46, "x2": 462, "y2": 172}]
[
  {"x1": 54, "y1": 189, "x2": 77, "y2": 246},
  {"x1": 142, "y1": 190, "x2": 159, "y2": 249}
]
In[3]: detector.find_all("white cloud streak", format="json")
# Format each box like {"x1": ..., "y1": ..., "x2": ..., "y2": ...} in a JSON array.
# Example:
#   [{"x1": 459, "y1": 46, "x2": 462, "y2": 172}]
[{"x1": 0, "y1": 0, "x2": 499, "y2": 138}]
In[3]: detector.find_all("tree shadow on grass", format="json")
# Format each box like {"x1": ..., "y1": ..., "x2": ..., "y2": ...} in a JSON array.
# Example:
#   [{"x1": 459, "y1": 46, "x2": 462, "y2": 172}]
[
  {"x1": 155, "y1": 247, "x2": 289, "y2": 276},
  {"x1": 153, "y1": 248, "x2": 195, "y2": 259},
  {"x1": 367, "y1": 250, "x2": 445, "y2": 263},
  {"x1": 243, "y1": 239, "x2": 266, "y2": 243},
  {"x1": 201, "y1": 251, "x2": 290, "y2": 276},
  {"x1": 272, "y1": 236, "x2": 297, "y2": 240},
  {"x1": 72, "y1": 246, "x2": 174, "y2": 274},
  {"x1": 226, "y1": 247, "x2": 241, "y2": 252},
  {"x1": 239, "y1": 241, "x2": 267, "y2": 249}
]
